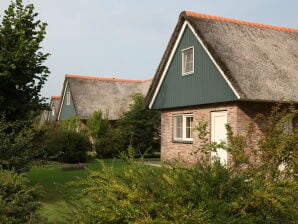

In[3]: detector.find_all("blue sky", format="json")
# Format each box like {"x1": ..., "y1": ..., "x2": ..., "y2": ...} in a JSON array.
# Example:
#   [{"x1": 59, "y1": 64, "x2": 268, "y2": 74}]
[{"x1": 0, "y1": 0, "x2": 297, "y2": 99}]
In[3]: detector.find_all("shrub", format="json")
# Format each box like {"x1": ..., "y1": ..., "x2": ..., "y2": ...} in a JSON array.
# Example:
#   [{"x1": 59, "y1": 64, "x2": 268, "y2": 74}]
[
  {"x1": 87, "y1": 111, "x2": 109, "y2": 139},
  {"x1": 119, "y1": 93, "x2": 160, "y2": 155},
  {"x1": 0, "y1": 169, "x2": 43, "y2": 223},
  {"x1": 61, "y1": 116, "x2": 87, "y2": 133},
  {"x1": 69, "y1": 156, "x2": 297, "y2": 224},
  {"x1": 95, "y1": 128, "x2": 127, "y2": 158},
  {"x1": 69, "y1": 107, "x2": 298, "y2": 223},
  {"x1": 87, "y1": 111, "x2": 127, "y2": 158},
  {"x1": 44, "y1": 129, "x2": 91, "y2": 163},
  {"x1": 0, "y1": 118, "x2": 34, "y2": 172}
]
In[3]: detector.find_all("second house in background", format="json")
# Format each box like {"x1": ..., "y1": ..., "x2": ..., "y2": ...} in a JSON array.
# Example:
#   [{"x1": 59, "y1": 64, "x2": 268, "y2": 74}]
[{"x1": 57, "y1": 74, "x2": 152, "y2": 121}]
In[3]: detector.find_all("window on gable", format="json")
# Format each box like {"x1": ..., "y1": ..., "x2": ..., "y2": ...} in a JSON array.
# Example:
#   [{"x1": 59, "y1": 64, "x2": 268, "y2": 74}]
[
  {"x1": 174, "y1": 114, "x2": 194, "y2": 142},
  {"x1": 66, "y1": 91, "x2": 70, "y2": 105},
  {"x1": 51, "y1": 105, "x2": 55, "y2": 116},
  {"x1": 182, "y1": 47, "x2": 194, "y2": 75}
]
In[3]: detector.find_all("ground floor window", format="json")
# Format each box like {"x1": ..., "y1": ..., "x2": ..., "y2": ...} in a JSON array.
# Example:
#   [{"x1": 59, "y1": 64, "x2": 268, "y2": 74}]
[{"x1": 173, "y1": 114, "x2": 193, "y2": 142}]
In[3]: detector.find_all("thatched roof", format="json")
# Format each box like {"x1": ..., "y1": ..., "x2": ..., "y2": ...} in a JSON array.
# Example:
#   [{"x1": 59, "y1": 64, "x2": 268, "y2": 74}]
[
  {"x1": 61, "y1": 74, "x2": 152, "y2": 120},
  {"x1": 40, "y1": 96, "x2": 61, "y2": 123},
  {"x1": 147, "y1": 11, "x2": 298, "y2": 106}
]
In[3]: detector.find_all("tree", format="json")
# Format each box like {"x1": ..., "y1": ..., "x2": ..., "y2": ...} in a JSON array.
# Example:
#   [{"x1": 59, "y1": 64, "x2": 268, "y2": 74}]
[
  {"x1": 0, "y1": 0, "x2": 49, "y2": 122},
  {"x1": 119, "y1": 93, "x2": 160, "y2": 155}
]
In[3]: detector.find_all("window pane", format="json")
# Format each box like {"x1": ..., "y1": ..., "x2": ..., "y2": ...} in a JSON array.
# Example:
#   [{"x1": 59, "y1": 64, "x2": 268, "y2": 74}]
[
  {"x1": 183, "y1": 48, "x2": 193, "y2": 74},
  {"x1": 175, "y1": 116, "x2": 183, "y2": 138},
  {"x1": 66, "y1": 92, "x2": 70, "y2": 105},
  {"x1": 186, "y1": 116, "x2": 193, "y2": 138}
]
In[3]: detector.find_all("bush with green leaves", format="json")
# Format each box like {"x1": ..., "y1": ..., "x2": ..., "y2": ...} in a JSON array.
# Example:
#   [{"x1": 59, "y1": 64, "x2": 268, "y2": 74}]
[
  {"x1": 87, "y1": 111, "x2": 127, "y2": 158},
  {"x1": 44, "y1": 128, "x2": 91, "y2": 163},
  {"x1": 61, "y1": 116, "x2": 86, "y2": 133},
  {"x1": 0, "y1": 118, "x2": 34, "y2": 172},
  {"x1": 69, "y1": 158, "x2": 297, "y2": 223},
  {"x1": 87, "y1": 111, "x2": 109, "y2": 139},
  {"x1": 119, "y1": 93, "x2": 160, "y2": 155},
  {"x1": 69, "y1": 106, "x2": 297, "y2": 223},
  {"x1": 95, "y1": 127, "x2": 127, "y2": 158},
  {"x1": 0, "y1": 169, "x2": 43, "y2": 224}
]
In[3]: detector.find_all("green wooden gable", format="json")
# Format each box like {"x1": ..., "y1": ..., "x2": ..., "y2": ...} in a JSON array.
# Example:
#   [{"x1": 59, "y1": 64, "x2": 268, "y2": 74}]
[
  {"x1": 151, "y1": 25, "x2": 238, "y2": 110},
  {"x1": 59, "y1": 85, "x2": 77, "y2": 120}
]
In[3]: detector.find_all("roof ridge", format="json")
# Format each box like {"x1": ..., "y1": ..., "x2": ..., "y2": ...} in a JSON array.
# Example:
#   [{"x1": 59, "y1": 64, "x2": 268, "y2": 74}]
[
  {"x1": 66, "y1": 74, "x2": 152, "y2": 83},
  {"x1": 184, "y1": 11, "x2": 298, "y2": 33},
  {"x1": 51, "y1": 96, "x2": 61, "y2": 99}
]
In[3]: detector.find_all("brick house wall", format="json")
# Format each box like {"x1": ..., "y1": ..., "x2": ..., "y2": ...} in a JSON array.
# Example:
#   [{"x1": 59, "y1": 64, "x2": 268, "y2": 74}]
[{"x1": 160, "y1": 102, "x2": 279, "y2": 165}]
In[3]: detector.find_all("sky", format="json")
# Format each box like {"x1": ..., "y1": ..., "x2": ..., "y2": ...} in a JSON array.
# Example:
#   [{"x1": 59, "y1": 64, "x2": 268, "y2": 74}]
[{"x1": 0, "y1": 0, "x2": 297, "y2": 100}]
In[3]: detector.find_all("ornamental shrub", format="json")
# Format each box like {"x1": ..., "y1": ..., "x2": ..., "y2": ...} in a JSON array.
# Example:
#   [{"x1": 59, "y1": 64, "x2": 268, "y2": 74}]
[
  {"x1": 44, "y1": 129, "x2": 91, "y2": 163},
  {"x1": 118, "y1": 93, "x2": 160, "y2": 155},
  {"x1": 95, "y1": 127, "x2": 127, "y2": 158},
  {"x1": 69, "y1": 106, "x2": 297, "y2": 223},
  {"x1": 0, "y1": 169, "x2": 43, "y2": 223},
  {"x1": 0, "y1": 118, "x2": 34, "y2": 172}
]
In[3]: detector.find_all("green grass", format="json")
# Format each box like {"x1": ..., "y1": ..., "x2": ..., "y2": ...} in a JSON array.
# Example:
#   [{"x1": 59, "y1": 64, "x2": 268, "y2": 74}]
[
  {"x1": 27, "y1": 159, "x2": 127, "y2": 223},
  {"x1": 27, "y1": 158, "x2": 159, "y2": 223}
]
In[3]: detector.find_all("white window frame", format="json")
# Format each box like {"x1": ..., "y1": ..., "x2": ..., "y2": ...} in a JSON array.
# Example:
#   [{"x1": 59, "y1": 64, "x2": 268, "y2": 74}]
[
  {"x1": 181, "y1": 46, "x2": 194, "y2": 76},
  {"x1": 51, "y1": 105, "x2": 55, "y2": 116},
  {"x1": 173, "y1": 114, "x2": 194, "y2": 142},
  {"x1": 66, "y1": 91, "x2": 70, "y2": 105}
]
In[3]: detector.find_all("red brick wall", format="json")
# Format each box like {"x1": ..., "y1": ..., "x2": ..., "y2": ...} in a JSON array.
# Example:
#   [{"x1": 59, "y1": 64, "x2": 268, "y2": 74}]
[{"x1": 160, "y1": 102, "x2": 279, "y2": 165}]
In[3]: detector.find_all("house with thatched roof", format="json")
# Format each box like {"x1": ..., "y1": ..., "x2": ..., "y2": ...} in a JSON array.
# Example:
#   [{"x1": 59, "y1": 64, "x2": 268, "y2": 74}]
[
  {"x1": 40, "y1": 96, "x2": 61, "y2": 123},
  {"x1": 57, "y1": 74, "x2": 152, "y2": 121},
  {"x1": 146, "y1": 11, "x2": 298, "y2": 164}
]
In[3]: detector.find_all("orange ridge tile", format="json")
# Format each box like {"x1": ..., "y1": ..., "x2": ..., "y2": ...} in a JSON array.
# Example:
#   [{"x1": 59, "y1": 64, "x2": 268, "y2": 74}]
[
  {"x1": 66, "y1": 74, "x2": 152, "y2": 83},
  {"x1": 185, "y1": 11, "x2": 298, "y2": 33},
  {"x1": 51, "y1": 96, "x2": 61, "y2": 99}
]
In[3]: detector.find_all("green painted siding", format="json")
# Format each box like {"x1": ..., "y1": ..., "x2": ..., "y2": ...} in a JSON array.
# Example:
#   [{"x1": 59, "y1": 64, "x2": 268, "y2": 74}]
[
  {"x1": 59, "y1": 85, "x2": 77, "y2": 120},
  {"x1": 152, "y1": 26, "x2": 237, "y2": 110}
]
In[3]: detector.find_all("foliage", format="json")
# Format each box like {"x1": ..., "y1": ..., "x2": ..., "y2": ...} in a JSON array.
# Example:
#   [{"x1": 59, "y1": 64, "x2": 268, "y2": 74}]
[
  {"x1": 0, "y1": 0, "x2": 50, "y2": 122},
  {"x1": 43, "y1": 128, "x2": 91, "y2": 163},
  {"x1": 61, "y1": 116, "x2": 85, "y2": 133},
  {"x1": 86, "y1": 110, "x2": 127, "y2": 158},
  {"x1": 69, "y1": 158, "x2": 210, "y2": 223},
  {"x1": 119, "y1": 93, "x2": 160, "y2": 155},
  {"x1": 256, "y1": 105, "x2": 298, "y2": 179},
  {"x1": 27, "y1": 159, "x2": 128, "y2": 223},
  {"x1": 69, "y1": 106, "x2": 297, "y2": 223},
  {"x1": 95, "y1": 127, "x2": 127, "y2": 158},
  {"x1": 0, "y1": 117, "x2": 34, "y2": 172},
  {"x1": 87, "y1": 111, "x2": 109, "y2": 139},
  {"x1": 0, "y1": 169, "x2": 43, "y2": 223}
]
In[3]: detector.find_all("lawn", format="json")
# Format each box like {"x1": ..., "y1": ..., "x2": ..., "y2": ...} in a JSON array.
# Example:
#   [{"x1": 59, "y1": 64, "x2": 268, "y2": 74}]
[
  {"x1": 27, "y1": 158, "x2": 159, "y2": 223},
  {"x1": 27, "y1": 159, "x2": 129, "y2": 223}
]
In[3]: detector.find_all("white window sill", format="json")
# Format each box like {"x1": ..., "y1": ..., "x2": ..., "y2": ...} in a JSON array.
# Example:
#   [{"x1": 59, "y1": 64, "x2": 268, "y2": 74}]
[
  {"x1": 173, "y1": 138, "x2": 193, "y2": 144},
  {"x1": 182, "y1": 71, "x2": 194, "y2": 76}
]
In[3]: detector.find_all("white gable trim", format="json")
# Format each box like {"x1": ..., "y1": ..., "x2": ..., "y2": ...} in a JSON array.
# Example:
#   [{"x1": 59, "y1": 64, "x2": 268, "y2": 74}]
[
  {"x1": 149, "y1": 21, "x2": 240, "y2": 109},
  {"x1": 187, "y1": 22, "x2": 240, "y2": 99},
  {"x1": 57, "y1": 80, "x2": 69, "y2": 121}
]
